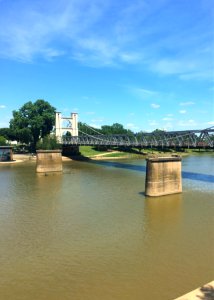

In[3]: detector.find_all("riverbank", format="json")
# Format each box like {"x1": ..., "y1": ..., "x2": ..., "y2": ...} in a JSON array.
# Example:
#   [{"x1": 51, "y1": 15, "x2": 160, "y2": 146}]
[
  {"x1": 0, "y1": 154, "x2": 36, "y2": 164},
  {"x1": 10, "y1": 152, "x2": 142, "y2": 163},
  {"x1": 79, "y1": 146, "x2": 213, "y2": 159},
  {"x1": 0, "y1": 148, "x2": 212, "y2": 164},
  {"x1": 0, "y1": 154, "x2": 73, "y2": 164}
]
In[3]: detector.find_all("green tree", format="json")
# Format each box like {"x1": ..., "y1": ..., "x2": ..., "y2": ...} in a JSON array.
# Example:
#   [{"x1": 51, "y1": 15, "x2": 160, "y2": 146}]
[
  {"x1": 0, "y1": 128, "x2": 16, "y2": 140},
  {"x1": 101, "y1": 123, "x2": 134, "y2": 135},
  {"x1": 36, "y1": 135, "x2": 61, "y2": 150},
  {"x1": 10, "y1": 99, "x2": 56, "y2": 151},
  {"x1": 78, "y1": 122, "x2": 134, "y2": 136},
  {"x1": 0, "y1": 136, "x2": 7, "y2": 146}
]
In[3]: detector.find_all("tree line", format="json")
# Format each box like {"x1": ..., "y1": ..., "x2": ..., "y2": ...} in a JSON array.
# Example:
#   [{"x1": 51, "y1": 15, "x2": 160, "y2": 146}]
[
  {"x1": 0, "y1": 100, "x2": 55, "y2": 150},
  {"x1": 0, "y1": 99, "x2": 145, "y2": 151},
  {"x1": 78, "y1": 122, "x2": 135, "y2": 136}
]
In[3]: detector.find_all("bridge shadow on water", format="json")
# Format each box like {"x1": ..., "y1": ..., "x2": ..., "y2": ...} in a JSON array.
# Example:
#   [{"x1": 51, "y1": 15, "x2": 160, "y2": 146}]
[{"x1": 88, "y1": 160, "x2": 214, "y2": 183}]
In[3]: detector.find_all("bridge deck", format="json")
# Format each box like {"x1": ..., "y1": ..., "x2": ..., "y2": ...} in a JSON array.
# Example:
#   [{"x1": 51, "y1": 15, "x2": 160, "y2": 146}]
[{"x1": 60, "y1": 128, "x2": 214, "y2": 148}]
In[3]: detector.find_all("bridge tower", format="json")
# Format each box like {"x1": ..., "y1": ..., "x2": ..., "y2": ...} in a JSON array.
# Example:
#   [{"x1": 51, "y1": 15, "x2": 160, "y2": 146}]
[{"x1": 55, "y1": 112, "x2": 78, "y2": 141}]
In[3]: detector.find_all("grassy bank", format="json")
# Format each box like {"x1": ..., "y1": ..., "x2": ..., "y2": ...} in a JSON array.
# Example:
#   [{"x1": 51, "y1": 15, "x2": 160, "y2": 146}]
[
  {"x1": 79, "y1": 146, "x2": 145, "y2": 159},
  {"x1": 79, "y1": 146, "x2": 213, "y2": 159}
]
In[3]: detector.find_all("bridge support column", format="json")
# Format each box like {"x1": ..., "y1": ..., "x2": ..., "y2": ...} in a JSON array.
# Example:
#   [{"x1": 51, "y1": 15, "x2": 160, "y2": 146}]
[
  {"x1": 55, "y1": 112, "x2": 62, "y2": 142},
  {"x1": 145, "y1": 156, "x2": 182, "y2": 197},
  {"x1": 55, "y1": 111, "x2": 78, "y2": 142},
  {"x1": 36, "y1": 150, "x2": 62, "y2": 173},
  {"x1": 71, "y1": 113, "x2": 78, "y2": 136}
]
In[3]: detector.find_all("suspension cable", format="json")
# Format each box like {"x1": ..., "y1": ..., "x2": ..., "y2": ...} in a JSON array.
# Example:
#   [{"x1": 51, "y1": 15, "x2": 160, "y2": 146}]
[
  {"x1": 78, "y1": 129, "x2": 111, "y2": 142},
  {"x1": 81, "y1": 123, "x2": 105, "y2": 136}
]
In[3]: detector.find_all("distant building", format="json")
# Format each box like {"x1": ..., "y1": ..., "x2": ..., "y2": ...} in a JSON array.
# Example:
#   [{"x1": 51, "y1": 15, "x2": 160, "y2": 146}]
[{"x1": 9, "y1": 140, "x2": 18, "y2": 145}]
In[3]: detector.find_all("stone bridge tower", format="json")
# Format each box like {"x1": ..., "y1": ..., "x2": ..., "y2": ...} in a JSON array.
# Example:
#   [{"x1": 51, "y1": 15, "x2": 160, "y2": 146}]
[{"x1": 55, "y1": 112, "x2": 78, "y2": 141}]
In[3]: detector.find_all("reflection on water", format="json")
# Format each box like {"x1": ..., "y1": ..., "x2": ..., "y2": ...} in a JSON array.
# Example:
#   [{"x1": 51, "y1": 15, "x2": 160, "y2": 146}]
[
  {"x1": 145, "y1": 193, "x2": 183, "y2": 230},
  {"x1": 0, "y1": 154, "x2": 213, "y2": 300}
]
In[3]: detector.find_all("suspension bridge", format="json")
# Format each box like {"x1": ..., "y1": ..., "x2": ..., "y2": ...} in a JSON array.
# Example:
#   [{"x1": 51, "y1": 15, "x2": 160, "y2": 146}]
[{"x1": 55, "y1": 112, "x2": 214, "y2": 149}]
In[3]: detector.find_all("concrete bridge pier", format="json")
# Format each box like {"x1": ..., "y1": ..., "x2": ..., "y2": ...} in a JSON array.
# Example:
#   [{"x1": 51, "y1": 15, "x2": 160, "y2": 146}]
[
  {"x1": 145, "y1": 156, "x2": 182, "y2": 197},
  {"x1": 36, "y1": 150, "x2": 62, "y2": 173}
]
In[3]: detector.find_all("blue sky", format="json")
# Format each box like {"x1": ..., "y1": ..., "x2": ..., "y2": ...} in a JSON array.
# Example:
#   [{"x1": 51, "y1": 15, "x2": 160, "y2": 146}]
[{"x1": 0, "y1": 0, "x2": 213, "y2": 132}]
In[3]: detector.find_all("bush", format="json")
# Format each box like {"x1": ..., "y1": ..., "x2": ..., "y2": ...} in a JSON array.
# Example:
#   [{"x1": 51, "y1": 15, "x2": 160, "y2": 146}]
[{"x1": 36, "y1": 135, "x2": 61, "y2": 150}]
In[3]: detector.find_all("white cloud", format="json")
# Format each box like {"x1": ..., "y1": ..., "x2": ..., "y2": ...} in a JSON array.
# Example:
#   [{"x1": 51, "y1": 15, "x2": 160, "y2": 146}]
[
  {"x1": 162, "y1": 122, "x2": 173, "y2": 131},
  {"x1": 62, "y1": 108, "x2": 69, "y2": 112},
  {"x1": 119, "y1": 52, "x2": 142, "y2": 63},
  {"x1": 130, "y1": 87, "x2": 158, "y2": 100},
  {"x1": 91, "y1": 118, "x2": 104, "y2": 123},
  {"x1": 180, "y1": 101, "x2": 195, "y2": 106},
  {"x1": 179, "y1": 71, "x2": 213, "y2": 81},
  {"x1": 151, "y1": 103, "x2": 160, "y2": 109},
  {"x1": 136, "y1": 88, "x2": 157, "y2": 95},
  {"x1": 207, "y1": 121, "x2": 214, "y2": 126},
  {"x1": 0, "y1": 105, "x2": 6, "y2": 108},
  {"x1": 71, "y1": 108, "x2": 79, "y2": 112},
  {"x1": 179, "y1": 110, "x2": 186, "y2": 114},
  {"x1": 149, "y1": 120, "x2": 158, "y2": 127},
  {"x1": 0, "y1": 1, "x2": 111, "y2": 62},
  {"x1": 126, "y1": 123, "x2": 139, "y2": 130},
  {"x1": 75, "y1": 38, "x2": 119, "y2": 66},
  {"x1": 85, "y1": 111, "x2": 95, "y2": 115},
  {"x1": 178, "y1": 119, "x2": 197, "y2": 127},
  {"x1": 62, "y1": 107, "x2": 79, "y2": 113},
  {"x1": 0, "y1": 0, "x2": 212, "y2": 82},
  {"x1": 162, "y1": 117, "x2": 173, "y2": 121},
  {"x1": 89, "y1": 123, "x2": 101, "y2": 129},
  {"x1": 152, "y1": 59, "x2": 190, "y2": 75}
]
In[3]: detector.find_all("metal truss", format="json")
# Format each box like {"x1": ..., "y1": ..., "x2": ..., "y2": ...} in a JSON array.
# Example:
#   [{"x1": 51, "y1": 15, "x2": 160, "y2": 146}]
[{"x1": 61, "y1": 127, "x2": 214, "y2": 148}]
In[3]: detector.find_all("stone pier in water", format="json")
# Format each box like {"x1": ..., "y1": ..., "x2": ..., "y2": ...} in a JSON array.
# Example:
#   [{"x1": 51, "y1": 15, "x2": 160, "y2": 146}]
[
  {"x1": 145, "y1": 156, "x2": 182, "y2": 197},
  {"x1": 36, "y1": 150, "x2": 62, "y2": 173}
]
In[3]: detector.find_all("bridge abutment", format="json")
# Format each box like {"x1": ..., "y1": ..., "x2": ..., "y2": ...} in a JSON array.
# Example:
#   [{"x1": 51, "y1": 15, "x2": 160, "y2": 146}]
[{"x1": 145, "y1": 156, "x2": 182, "y2": 197}]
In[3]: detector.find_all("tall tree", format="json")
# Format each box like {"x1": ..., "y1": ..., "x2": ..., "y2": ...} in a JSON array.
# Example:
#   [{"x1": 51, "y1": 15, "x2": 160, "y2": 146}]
[{"x1": 10, "y1": 99, "x2": 56, "y2": 151}]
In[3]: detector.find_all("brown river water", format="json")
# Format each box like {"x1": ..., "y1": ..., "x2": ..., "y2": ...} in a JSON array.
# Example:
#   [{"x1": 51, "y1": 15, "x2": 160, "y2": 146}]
[{"x1": 0, "y1": 154, "x2": 213, "y2": 300}]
